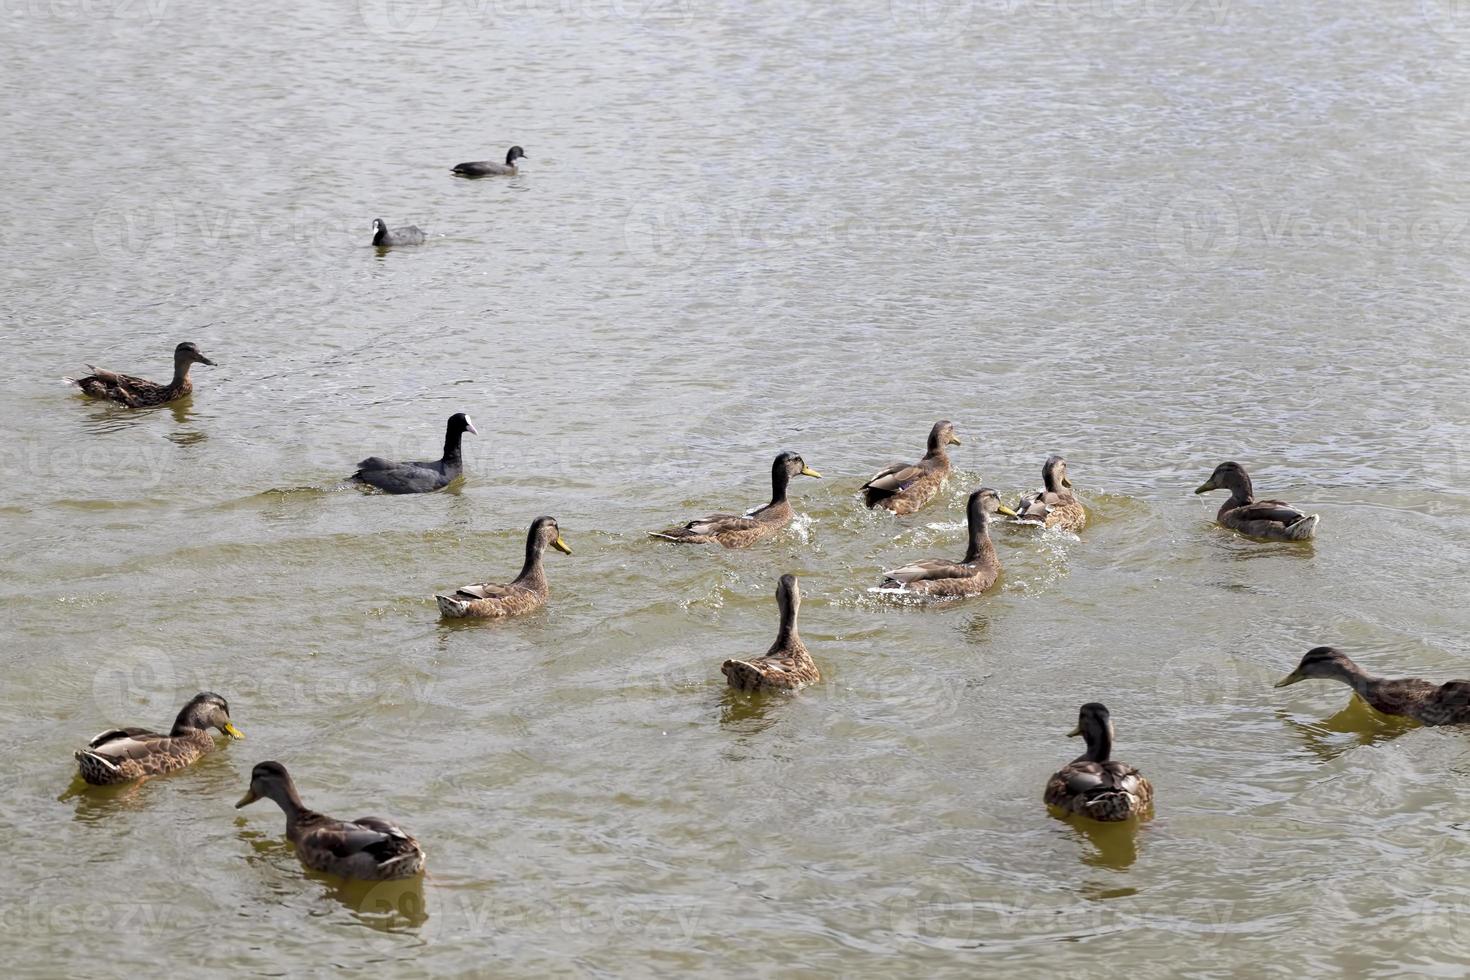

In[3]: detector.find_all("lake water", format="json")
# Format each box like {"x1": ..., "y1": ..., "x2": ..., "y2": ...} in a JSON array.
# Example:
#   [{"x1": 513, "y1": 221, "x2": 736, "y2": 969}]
[{"x1": 4, "y1": 0, "x2": 1470, "y2": 975}]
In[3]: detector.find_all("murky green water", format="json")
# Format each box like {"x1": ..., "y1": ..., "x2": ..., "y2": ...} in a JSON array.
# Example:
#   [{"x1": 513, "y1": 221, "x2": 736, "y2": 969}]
[{"x1": 4, "y1": 1, "x2": 1470, "y2": 975}]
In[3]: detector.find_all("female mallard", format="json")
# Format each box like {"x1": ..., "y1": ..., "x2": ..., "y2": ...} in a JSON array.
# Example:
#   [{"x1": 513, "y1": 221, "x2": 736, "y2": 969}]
[
  {"x1": 1275, "y1": 646, "x2": 1470, "y2": 725},
  {"x1": 860, "y1": 420, "x2": 961, "y2": 515},
  {"x1": 1013, "y1": 455, "x2": 1086, "y2": 531},
  {"x1": 235, "y1": 761, "x2": 425, "y2": 880},
  {"x1": 436, "y1": 516, "x2": 571, "y2": 618},
  {"x1": 452, "y1": 145, "x2": 526, "y2": 177},
  {"x1": 1044, "y1": 703, "x2": 1153, "y2": 821},
  {"x1": 878, "y1": 488, "x2": 1016, "y2": 596},
  {"x1": 75, "y1": 692, "x2": 243, "y2": 785},
  {"x1": 722, "y1": 574, "x2": 819, "y2": 692},
  {"x1": 65, "y1": 341, "x2": 215, "y2": 407},
  {"x1": 1194, "y1": 461, "x2": 1319, "y2": 541},
  {"x1": 650, "y1": 452, "x2": 822, "y2": 548},
  {"x1": 351, "y1": 413, "x2": 477, "y2": 494},
  {"x1": 371, "y1": 218, "x2": 426, "y2": 247}
]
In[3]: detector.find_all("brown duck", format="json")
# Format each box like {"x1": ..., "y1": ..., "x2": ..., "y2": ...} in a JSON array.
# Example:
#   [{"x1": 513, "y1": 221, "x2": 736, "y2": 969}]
[
  {"x1": 1013, "y1": 455, "x2": 1086, "y2": 531},
  {"x1": 74, "y1": 692, "x2": 243, "y2": 785},
  {"x1": 65, "y1": 342, "x2": 215, "y2": 407},
  {"x1": 1044, "y1": 702, "x2": 1153, "y2": 822},
  {"x1": 1194, "y1": 461, "x2": 1319, "y2": 541},
  {"x1": 651, "y1": 452, "x2": 821, "y2": 548},
  {"x1": 860, "y1": 420, "x2": 961, "y2": 515},
  {"x1": 435, "y1": 516, "x2": 571, "y2": 618},
  {"x1": 879, "y1": 487, "x2": 1016, "y2": 596},
  {"x1": 722, "y1": 574, "x2": 820, "y2": 692},
  {"x1": 1275, "y1": 646, "x2": 1470, "y2": 725}
]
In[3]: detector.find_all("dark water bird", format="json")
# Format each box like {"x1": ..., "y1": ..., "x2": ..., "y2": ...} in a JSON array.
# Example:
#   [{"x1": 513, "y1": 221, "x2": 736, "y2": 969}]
[
  {"x1": 1013, "y1": 455, "x2": 1086, "y2": 531},
  {"x1": 436, "y1": 516, "x2": 572, "y2": 618},
  {"x1": 1044, "y1": 703, "x2": 1153, "y2": 822},
  {"x1": 351, "y1": 413, "x2": 477, "y2": 494},
  {"x1": 74, "y1": 692, "x2": 243, "y2": 785},
  {"x1": 235, "y1": 761, "x2": 425, "y2": 880},
  {"x1": 879, "y1": 487, "x2": 1016, "y2": 596},
  {"x1": 371, "y1": 218, "x2": 426, "y2": 247},
  {"x1": 722, "y1": 574, "x2": 820, "y2": 693},
  {"x1": 1275, "y1": 647, "x2": 1470, "y2": 725},
  {"x1": 65, "y1": 341, "x2": 215, "y2": 407},
  {"x1": 861, "y1": 420, "x2": 961, "y2": 515},
  {"x1": 1194, "y1": 461, "x2": 1318, "y2": 540},
  {"x1": 650, "y1": 452, "x2": 822, "y2": 548},
  {"x1": 451, "y1": 145, "x2": 526, "y2": 177}
]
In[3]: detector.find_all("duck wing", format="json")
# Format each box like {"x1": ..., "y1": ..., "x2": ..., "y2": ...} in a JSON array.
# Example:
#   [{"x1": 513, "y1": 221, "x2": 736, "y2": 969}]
[
  {"x1": 881, "y1": 558, "x2": 970, "y2": 584},
  {"x1": 862, "y1": 461, "x2": 923, "y2": 502},
  {"x1": 352, "y1": 458, "x2": 449, "y2": 494},
  {"x1": 1013, "y1": 489, "x2": 1052, "y2": 521},
  {"x1": 84, "y1": 727, "x2": 169, "y2": 761},
  {"x1": 1233, "y1": 499, "x2": 1310, "y2": 526},
  {"x1": 449, "y1": 581, "x2": 520, "y2": 601}
]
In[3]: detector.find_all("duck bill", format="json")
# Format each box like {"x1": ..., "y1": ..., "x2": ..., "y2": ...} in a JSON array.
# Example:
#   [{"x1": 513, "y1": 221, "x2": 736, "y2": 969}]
[
  {"x1": 552, "y1": 536, "x2": 572, "y2": 555},
  {"x1": 1193, "y1": 480, "x2": 1216, "y2": 495},
  {"x1": 465, "y1": 420, "x2": 479, "y2": 435},
  {"x1": 235, "y1": 788, "x2": 259, "y2": 809},
  {"x1": 1067, "y1": 725, "x2": 1082, "y2": 737},
  {"x1": 199, "y1": 356, "x2": 217, "y2": 366},
  {"x1": 800, "y1": 466, "x2": 822, "y2": 478},
  {"x1": 1061, "y1": 477, "x2": 1073, "y2": 488},
  {"x1": 223, "y1": 723, "x2": 245, "y2": 740},
  {"x1": 996, "y1": 504, "x2": 1019, "y2": 518},
  {"x1": 949, "y1": 436, "x2": 962, "y2": 446},
  {"x1": 1274, "y1": 670, "x2": 1305, "y2": 688}
]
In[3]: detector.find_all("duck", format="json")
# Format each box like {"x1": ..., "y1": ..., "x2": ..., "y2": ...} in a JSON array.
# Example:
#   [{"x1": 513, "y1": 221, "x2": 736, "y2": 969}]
[
  {"x1": 65, "y1": 341, "x2": 215, "y2": 407},
  {"x1": 722, "y1": 574, "x2": 820, "y2": 692},
  {"x1": 1013, "y1": 455, "x2": 1086, "y2": 531},
  {"x1": 1194, "y1": 461, "x2": 1319, "y2": 540},
  {"x1": 351, "y1": 413, "x2": 477, "y2": 494},
  {"x1": 371, "y1": 218, "x2": 426, "y2": 247},
  {"x1": 1275, "y1": 646, "x2": 1470, "y2": 725},
  {"x1": 436, "y1": 516, "x2": 571, "y2": 618},
  {"x1": 235, "y1": 761, "x2": 425, "y2": 880},
  {"x1": 878, "y1": 487, "x2": 1016, "y2": 596},
  {"x1": 1044, "y1": 702, "x2": 1153, "y2": 821},
  {"x1": 74, "y1": 692, "x2": 243, "y2": 785},
  {"x1": 451, "y1": 145, "x2": 527, "y2": 177},
  {"x1": 860, "y1": 420, "x2": 962, "y2": 515},
  {"x1": 650, "y1": 452, "x2": 821, "y2": 548}
]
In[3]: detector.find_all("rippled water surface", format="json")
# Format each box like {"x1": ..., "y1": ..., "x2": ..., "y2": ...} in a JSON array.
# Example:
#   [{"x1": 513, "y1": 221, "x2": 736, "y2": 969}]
[{"x1": 4, "y1": 1, "x2": 1470, "y2": 975}]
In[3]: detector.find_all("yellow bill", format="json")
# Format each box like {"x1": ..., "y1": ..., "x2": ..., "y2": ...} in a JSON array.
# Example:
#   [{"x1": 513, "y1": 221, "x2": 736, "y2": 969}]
[
  {"x1": 552, "y1": 536, "x2": 572, "y2": 555},
  {"x1": 800, "y1": 466, "x2": 822, "y2": 478},
  {"x1": 223, "y1": 722, "x2": 245, "y2": 740},
  {"x1": 997, "y1": 504, "x2": 1019, "y2": 518}
]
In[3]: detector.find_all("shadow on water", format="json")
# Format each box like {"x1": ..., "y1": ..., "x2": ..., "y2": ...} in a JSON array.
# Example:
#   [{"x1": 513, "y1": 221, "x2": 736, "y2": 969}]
[
  {"x1": 59, "y1": 776, "x2": 153, "y2": 818},
  {"x1": 1277, "y1": 696, "x2": 1419, "y2": 761},
  {"x1": 717, "y1": 687, "x2": 784, "y2": 734},
  {"x1": 1048, "y1": 808, "x2": 1147, "y2": 872}
]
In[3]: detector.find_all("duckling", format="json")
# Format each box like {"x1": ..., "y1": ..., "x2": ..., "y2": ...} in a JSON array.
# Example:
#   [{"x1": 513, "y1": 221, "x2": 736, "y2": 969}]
[
  {"x1": 1013, "y1": 455, "x2": 1086, "y2": 531},
  {"x1": 650, "y1": 452, "x2": 822, "y2": 548},
  {"x1": 351, "y1": 413, "x2": 477, "y2": 494},
  {"x1": 1044, "y1": 702, "x2": 1153, "y2": 821},
  {"x1": 235, "y1": 761, "x2": 425, "y2": 880},
  {"x1": 722, "y1": 574, "x2": 819, "y2": 692},
  {"x1": 860, "y1": 420, "x2": 962, "y2": 515},
  {"x1": 371, "y1": 218, "x2": 426, "y2": 247},
  {"x1": 436, "y1": 516, "x2": 571, "y2": 618},
  {"x1": 452, "y1": 145, "x2": 526, "y2": 177},
  {"x1": 65, "y1": 341, "x2": 215, "y2": 407},
  {"x1": 879, "y1": 488, "x2": 1017, "y2": 596},
  {"x1": 75, "y1": 692, "x2": 243, "y2": 785},
  {"x1": 1195, "y1": 461, "x2": 1318, "y2": 541},
  {"x1": 1275, "y1": 646, "x2": 1470, "y2": 725}
]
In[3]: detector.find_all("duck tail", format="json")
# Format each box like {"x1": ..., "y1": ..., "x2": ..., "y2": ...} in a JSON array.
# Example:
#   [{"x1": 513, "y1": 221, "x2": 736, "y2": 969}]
[
  {"x1": 1285, "y1": 514, "x2": 1320, "y2": 541},
  {"x1": 74, "y1": 749, "x2": 120, "y2": 784},
  {"x1": 647, "y1": 529, "x2": 690, "y2": 542},
  {"x1": 1083, "y1": 791, "x2": 1137, "y2": 822},
  {"x1": 435, "y1": 594, "x2": 467, "y2": 618},
  {"x1": 721, "y1": 659, "x2": 765, "y2": 692}
]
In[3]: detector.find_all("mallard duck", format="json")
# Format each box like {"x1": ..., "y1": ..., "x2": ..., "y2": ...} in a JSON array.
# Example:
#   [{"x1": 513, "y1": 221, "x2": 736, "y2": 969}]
[
  {"x1": 1013, "y1": 455, "x2": 1086, "y2": 531},
  {"x1": 75, "y1": 692, "x2": 243, "y2": 785},
  {"x1": 371, "y1": 218, "x2": 426, "y2": 246},
  {"x1": 1194, "y1": 461, "x2": 1318, "y2": 540},
  {"x1": 722, "y1": 574, "x2": 819, "y2": 692},
  {"x1": 1044, "y1": 702, "x2": 1153, "y2": 821},
  {"x1": 235, "y1": 761, "x2": 425, "y2": 880},
  {"x1": 452, "y1": 145, "x2": 526, "y2": 177},
  {"x1": 1275, "y1": 646, "x2": 1470, "y2": 725},
  {"x1": 436, "y1": 516, "x2": 571, "y2": 618},
  {"x1": 65, "y1": 341, "x2": 215, "y2": 407},
  {"x1": 860, "y1": 420, "x2": 961, "y2": 515},
  {"x1": 878, "y1": 487, "x2": 1016, "y2": 596},
  {"x1": 351, "y1": 413, "x2": 477, "y2": 494},
  {"x1": 650, "y1": 452, "x2": 822, "y2": 548}
]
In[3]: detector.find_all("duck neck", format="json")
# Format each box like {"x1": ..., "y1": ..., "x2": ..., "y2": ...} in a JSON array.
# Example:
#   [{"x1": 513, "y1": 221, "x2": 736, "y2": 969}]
[
  {"x1": 769, "y1": 463, "x2": 791, "y2": 507},
  {"x1": 1078, "y1": 727, "x2": 1112, "y2": 764},
  {"x1": 775, "y1": 591, "x2": 799, "y2": 648},
  {"x1": 516, "y1": 530, "x2": 547, "y2": 586},
  {"x1": 924, "y1": 430, "x2": 950, "y2": 464},
  {"x1": 1330, "y1": 660, "x2": 1375, "y2": 698},
  {"x1": 441, "y1": 425, "x2": 464, "y2": 469},
  {"x1": 170, "y1": 357, "x2": 192, "y2": 389},
  {"x1": 372, "y1": 222, "x2": 388, "y2": 246},
  {"x1": 1043, "y1": 468, "x2": 1061, "y2": 494},
  {"x1": 170, "y1": 703, "x2": 207, "y2": 736},
  {"x1": 266, "y1": 779, "x2": 314, "y2": 831},
  {"x1": 1226, "y1": 470, "x2": 1255, "y2": 506},
  {"x1": 962, "y1": 508, "x2": 995, "y2": 564}
]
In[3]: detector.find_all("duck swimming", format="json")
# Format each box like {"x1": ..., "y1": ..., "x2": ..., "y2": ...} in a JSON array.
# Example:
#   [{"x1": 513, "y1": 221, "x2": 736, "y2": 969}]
[
  {"x1": 860, "y1": 420, "x2": 961, "y2": 515},
  {"x1": 435, "y1": 516, "x2": 572, "y2": 618},
  {"x1": 74, "y1": 692, "x2": 243, "y2": 785},
  {"x1": 650, "y1": 452, "x2": 822, "y2": 548},
  {"x1": 452, "y1": 145, "x2": 526, "y2": 177},
  {"x1": 65, "y1": 341, "x2": 215, "y2": 407},
  {"x1": 1275, "y1": 646, "x2": 1470, "y2": 725},
  {"x1": 371, "y1": 218, "x2": 426, "y2": 247},
  {"x1": 722, "y1": 574, "x2": 820, "y2": 693},
  {"x1": 351, "y1": 413, "x2": 477, "y2": 494},
  {"x1": 878, "y1": 487, "x2": 1016, "y2": 596},
  {"x1": 1013, "y1": 455, "x2": 1086, "y2": 532},
  {"x1": 1043, "y1": 702, "x2": 1153, "y2": 822},
  {"x1": 1194, "y1": 461, "x2": 1319, "y2": 540}
]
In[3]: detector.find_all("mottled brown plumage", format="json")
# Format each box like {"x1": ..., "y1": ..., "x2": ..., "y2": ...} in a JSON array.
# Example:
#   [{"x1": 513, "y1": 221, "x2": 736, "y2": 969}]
[
  {"x1": 879, "y1": 488, "x2": 1016, "y2": 596},
  {"x1": 1013, "y1": 455, "x2": 1086, "y2": 531},
  {"x1": 1044, "y1": 703, "x2": 1153, "y2": 822},
  {"x1": 1195, "y1": 461, "x2": 1318, "y2": 541},
  {"x1": 65, "y1": 342, "x2": 215, "y2": 407},
  {"x1": 74, "y1": 692, "x2": 243, "y2": 785},
  {"x1": 1275, "y1": 647, "x2": 1470, "y2": 725},
  {"x1": 722, "y1": 574, "x2": 820, "y2": 692},
  {"x1": 651, "y1": 452, "x2": 821, "y2": 548},
  {"x1": 236, "y1": 761, "x2": 425, "y2": 880},
  {"x1": 861, "y1": 421, "x2": 961, "y2": 515},
  {"x1": 436, "y1": 517, "x2": 571, "y2": 618}
]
